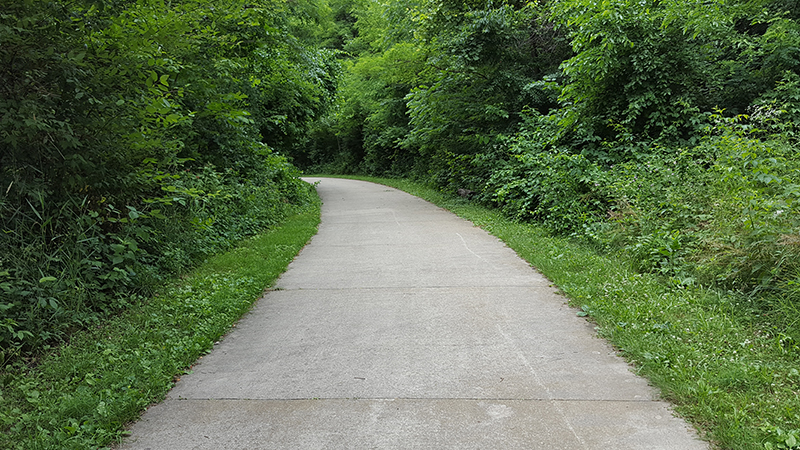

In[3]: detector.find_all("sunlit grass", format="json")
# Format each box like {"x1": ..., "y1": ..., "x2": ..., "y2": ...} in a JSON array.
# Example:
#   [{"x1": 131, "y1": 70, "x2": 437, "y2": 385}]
[
  {"x1": 0, "y1": 198, "x2": 321, "y2": 450},
  {"x1": 332, "y1": 174, "x2": 800, "y2": 450}
]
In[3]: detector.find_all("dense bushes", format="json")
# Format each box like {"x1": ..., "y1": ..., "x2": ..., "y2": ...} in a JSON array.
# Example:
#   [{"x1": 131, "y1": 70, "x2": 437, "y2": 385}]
[
  {"x1": 0, "y1": 0, "x2": 335, "y2": 358},
  {"x1": 302, "y1": 0, "x2": 800, "y2": 304}
]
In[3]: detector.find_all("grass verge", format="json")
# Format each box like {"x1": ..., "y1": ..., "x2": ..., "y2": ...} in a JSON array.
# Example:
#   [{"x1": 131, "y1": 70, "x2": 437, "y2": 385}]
[
  {"x1": 322, "y1": 175, "x2": 800, "y2": 450},
  {"x1": 0, "y1": 195, "x2": 321, "y2": 450}
]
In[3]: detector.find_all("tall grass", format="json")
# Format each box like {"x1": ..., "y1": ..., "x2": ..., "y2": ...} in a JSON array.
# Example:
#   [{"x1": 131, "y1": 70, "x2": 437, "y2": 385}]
[{"x1": 0, "y1": 195, "x2": 321, "y2": 450}]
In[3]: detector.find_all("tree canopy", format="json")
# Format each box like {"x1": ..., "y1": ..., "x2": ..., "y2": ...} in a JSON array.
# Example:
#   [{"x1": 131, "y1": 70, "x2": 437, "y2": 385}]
[
  {"x1": 1, "y1": 0, "x2": 338, "y2": 353},
  {"x1": 301, "y1": 0, "x2": 800, "y2": 299}
]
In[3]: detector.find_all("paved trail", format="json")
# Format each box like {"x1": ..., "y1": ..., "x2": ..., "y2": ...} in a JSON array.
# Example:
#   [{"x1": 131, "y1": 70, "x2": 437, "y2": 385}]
[{"x1": 121, "y1": 177, "x2": 707, "y2": 449}]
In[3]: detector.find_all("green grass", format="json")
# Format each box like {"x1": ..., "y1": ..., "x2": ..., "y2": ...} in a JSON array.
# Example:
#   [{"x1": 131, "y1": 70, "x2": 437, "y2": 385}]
[
  {"x1": 322, "y1": 175, "x2": 800, "y2": 450},
  {"x1": 0, "y1": 196, "x2": 321, "y2": 450}
]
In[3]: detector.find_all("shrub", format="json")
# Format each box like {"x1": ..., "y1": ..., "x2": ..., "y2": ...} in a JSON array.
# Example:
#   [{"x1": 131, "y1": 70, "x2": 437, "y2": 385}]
[{"x1": 0, "y1": 0, "x2": 332, "y2": 359}]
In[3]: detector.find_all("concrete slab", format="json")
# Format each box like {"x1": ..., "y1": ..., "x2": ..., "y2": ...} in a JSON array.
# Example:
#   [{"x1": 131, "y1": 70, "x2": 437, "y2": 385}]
[
  {"x1": 122, "y1": 399, "x2": 701, "y2": 450},
  {"x1": 120, "y1": 177, "x2": 707, "y2": 449},
  {"x1": 166, "y1": 287, "x2": 651, "y2": 402}
]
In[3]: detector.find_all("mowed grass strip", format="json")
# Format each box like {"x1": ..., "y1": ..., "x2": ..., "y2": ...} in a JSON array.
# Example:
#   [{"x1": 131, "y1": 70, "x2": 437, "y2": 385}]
[
  {"x1": 0, "y1": 198, "x2": 321, "y2": 450},
  {"x1": 328, "y1": 175, "x2": 800, "y2": 450}
]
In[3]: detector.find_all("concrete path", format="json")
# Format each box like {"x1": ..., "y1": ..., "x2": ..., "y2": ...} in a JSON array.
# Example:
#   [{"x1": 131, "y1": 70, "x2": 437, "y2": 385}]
[{"x1": 121, "y1": 178, "x2": 707, "y2": 449}]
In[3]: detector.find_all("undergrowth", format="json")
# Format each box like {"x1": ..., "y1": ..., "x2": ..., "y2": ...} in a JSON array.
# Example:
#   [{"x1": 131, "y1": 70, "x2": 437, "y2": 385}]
[{"x1": 0, "y1": 193, "x2": 321, "y2": 450}]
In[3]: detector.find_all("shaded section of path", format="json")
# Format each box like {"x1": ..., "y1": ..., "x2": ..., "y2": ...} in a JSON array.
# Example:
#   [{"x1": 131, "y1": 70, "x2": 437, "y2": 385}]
[{"x1": 121, "y1": 178, "x2": 707, "y2": 449}]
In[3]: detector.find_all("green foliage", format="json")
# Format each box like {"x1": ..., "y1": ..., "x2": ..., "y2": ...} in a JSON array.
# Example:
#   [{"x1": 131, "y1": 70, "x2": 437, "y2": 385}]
[
  {"x1": 339, "y1": 43, "x2": 427, "y2": 175},
  {"x1": 314, "y1": 0, "x2": 800, "y2": 303},
  {"x1": 401, "y1": 2, "x2": 568, "y2": 188},
  {"x1": 577, "y1": 110, "x2": 800, "y2": 302},
  {"x1": 301, "y1": 0, "x2": 435, "y2": 175},
  {"x1": 305, "y1": 0, "x2": 570, "y2": 185},
  {"x1": 303, "y1": 0, "x2": 800, "y2": 307},
  {"x1": 542, "y1": 0, "x2": 799, "y2": 159},
  {"x1": 485, "y1": 111, "x2": 605, "y2": 233},
  {"x1": 553, "y1": 0, "x2": 715, "y2": 152},
  {"x1": 0, "y1": 200, "x2": 320, "y2": 449},
  {"x1": 0, "y1": 0, "x2": 336, "y2": 357},
  {"x1": 698, "y1": 116, "x2": 800, "y2": 294},
  {"x1": 763, "y1": 426, "x2": 800, "y2": 450}
]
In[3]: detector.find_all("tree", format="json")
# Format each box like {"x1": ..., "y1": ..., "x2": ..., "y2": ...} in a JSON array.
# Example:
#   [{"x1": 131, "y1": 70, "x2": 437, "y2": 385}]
[{"x1": 0, "y1": 0, "x2": 338, "y2": 353}]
